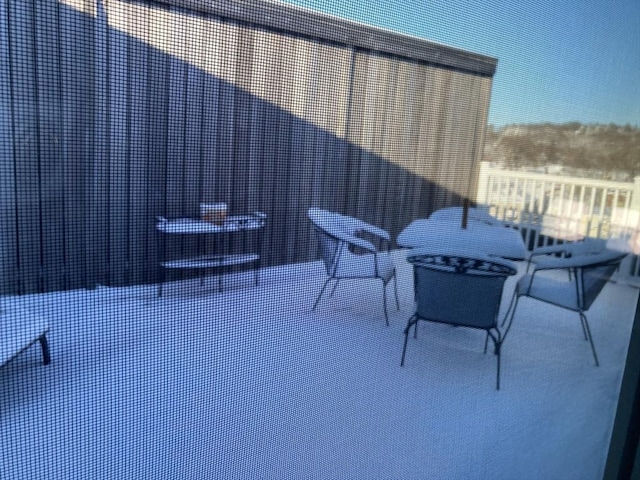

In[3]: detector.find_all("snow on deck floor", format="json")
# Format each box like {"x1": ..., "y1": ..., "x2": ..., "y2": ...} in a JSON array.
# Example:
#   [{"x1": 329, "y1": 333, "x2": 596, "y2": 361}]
[{"x1": 0, "y1": 251, "x2": 637, "y2": 479}]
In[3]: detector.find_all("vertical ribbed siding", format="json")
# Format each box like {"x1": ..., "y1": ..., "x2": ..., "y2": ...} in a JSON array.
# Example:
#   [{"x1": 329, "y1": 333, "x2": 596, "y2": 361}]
[{"x1": 0, "y1": 0, "x2": 495, "y2": 293}]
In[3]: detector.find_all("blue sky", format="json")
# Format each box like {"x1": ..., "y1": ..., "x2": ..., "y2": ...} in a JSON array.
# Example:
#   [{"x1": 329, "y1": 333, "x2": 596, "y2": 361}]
[{"x1": 279, "y1": 0, "x2": 640, "y2": 128}]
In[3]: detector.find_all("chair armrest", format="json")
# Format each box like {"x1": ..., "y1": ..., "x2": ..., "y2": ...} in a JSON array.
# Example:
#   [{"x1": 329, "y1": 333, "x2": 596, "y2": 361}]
[
  {"x1": 530, "y1": 239, "x2": 608, "y2": 260},
  {"x1": 339, "y1": 216, "x2": 390, "y2": 242},
  {"x1": 336, "y1": 216, "x2": 391, "y2": 251},
  {"x1": 532, "y1": 249, "x2": 626, "y2": 272},
  {"x1": 357, "y1": 223, "x2": 391, "y2": 242},
  {"x1": 317, "y1": 222, "x2": 376, "y2": 253},
  {"x1": 530, "y1": 255, "x2": 578, "y2": 272},
  {"x1": 530, "y1": 244, "x2": 571, "y2": 257},
  {"x1": 308, "y1": 208, "x2": 388, "y2": 252},
  {"x1": 343, "y1": 234, "x2": 377, "y2": 253}
]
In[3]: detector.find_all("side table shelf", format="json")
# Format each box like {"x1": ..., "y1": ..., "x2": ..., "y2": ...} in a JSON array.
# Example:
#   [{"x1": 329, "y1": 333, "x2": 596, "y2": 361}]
[
  {"x1": 160, "y1": 253, "x2": 260, "y2": 270},
  {"x1": 156, "y1": 213, "x2": 266, "y2": 296}
]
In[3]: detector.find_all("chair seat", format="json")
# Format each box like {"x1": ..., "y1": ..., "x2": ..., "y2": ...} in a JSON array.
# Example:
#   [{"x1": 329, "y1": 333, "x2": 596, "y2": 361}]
[
  {"x1": 517, "y1": 274, "x2": 580, "y2": 311},
  {"x1": 334, "y1": 252, "x2": 395, "y2": 283}
]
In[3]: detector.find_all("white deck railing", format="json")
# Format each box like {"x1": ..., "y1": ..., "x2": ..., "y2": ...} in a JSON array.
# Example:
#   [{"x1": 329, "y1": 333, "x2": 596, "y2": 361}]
[{"x1": 476, "y1": 162, "x2": 640, "y2": 285}]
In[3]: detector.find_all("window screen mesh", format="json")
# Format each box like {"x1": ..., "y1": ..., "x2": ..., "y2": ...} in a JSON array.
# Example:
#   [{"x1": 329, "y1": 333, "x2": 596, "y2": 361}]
[{"x1": 1, "y1": 0, "x2": 638, "y2": 478}]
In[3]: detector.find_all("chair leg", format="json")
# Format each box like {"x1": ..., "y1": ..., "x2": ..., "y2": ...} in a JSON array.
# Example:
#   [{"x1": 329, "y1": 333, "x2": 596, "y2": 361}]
[
  {"x1": 392, "y1": 272, "x2": 400, "y2": 310},
  {"x1": 580, "y1": 312, "x2": 600, "y2": 366},
  {"x1": 485, "y1": 332, "x2": 502, "y2": 389},
  {"x1": 401, "y1": 315, "x2": 419, "y2": 366},
  {"x1": 39, "y1": 335, "x2": 51, "y2": 365},
  {"x1": 501, "y1": 289, "x2": 519, "y2": 327},
  {"x1": 157, "y1": 267, "x2": 166, "y2": 297},
  {"x1": 500, "y1": 294, "x2": 521, "y2": 342},
  {"x1": 495, "y1": 344, "x2": 501, "y2": 390},
  {"x1": 525, "y1": 259, "x2": 533, "y2": 274},
  {"x1": 484, "y1": 331, "x2": 502, "y2": 390},
  {"x1": 329, "y1": 279, "x2": 340, "y2": 297},
  {"x1": 579, "y1": 313, "x2": 589, "y2": 341},
  {"x1": 382, "y1": 284, "x2": 390, "y2": 326},
  {"x1": 313, "y1": 278, "x2": 333, "y2": 311}
]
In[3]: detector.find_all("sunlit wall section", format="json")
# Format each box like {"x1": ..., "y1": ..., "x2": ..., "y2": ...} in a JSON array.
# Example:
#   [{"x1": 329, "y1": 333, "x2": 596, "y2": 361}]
[
  {"x1": 437, "y1": 70, "x2": 492, "y2": 207},
  {"x1": 101, "y1": 0, "x2": 492, "y2": 206},
  {"x1": 347, "y1": 54, "x2": 494, "y2": 227},
  {"x1": 58, "y1": 0, "x2": 94, "y2": 15}
]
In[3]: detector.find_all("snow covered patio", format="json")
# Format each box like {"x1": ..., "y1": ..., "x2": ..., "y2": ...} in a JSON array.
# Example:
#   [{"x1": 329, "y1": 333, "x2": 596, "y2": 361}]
[{"x1": 1, "y1": 251, "x2": 637, "y2": 479}]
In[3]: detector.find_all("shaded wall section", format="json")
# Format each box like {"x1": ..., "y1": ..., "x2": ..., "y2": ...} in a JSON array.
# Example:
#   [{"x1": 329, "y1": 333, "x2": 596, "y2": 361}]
[{"x1": 0, "y1": 0, "x2": 496, "y2": 293}]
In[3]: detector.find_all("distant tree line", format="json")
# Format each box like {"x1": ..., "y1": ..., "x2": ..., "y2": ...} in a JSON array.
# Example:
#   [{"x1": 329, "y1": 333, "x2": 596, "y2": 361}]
[{"x1": 484, "y1": 123, "x2": 640, "y2": 178}]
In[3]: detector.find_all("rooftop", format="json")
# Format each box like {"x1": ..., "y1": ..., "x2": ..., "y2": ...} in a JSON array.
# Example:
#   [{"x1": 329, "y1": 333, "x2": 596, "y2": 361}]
[{"x1": 1, "y1": 251, "x2": 637, "y2": 478}]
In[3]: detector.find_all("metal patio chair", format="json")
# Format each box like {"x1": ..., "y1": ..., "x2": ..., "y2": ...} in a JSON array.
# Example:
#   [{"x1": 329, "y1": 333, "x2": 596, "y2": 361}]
[
  {"x1": 307, "y1": 208, "x2": 399, "y2": 326},
  {"x1": 504, "y1": 248, "x2": 627, "y2": 366},
  {"x1": 400, "y1": 249, "x2": 518, "y2": 390}
]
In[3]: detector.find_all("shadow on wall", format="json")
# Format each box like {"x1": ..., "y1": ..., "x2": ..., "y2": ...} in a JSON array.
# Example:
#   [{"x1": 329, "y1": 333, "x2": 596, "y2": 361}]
[{"x1": 0, "y1": 0, "x2": 485, "y2": 293}]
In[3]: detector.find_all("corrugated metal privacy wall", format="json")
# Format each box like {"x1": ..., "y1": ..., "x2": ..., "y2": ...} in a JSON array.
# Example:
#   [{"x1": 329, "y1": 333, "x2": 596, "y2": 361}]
[{"x1": 0, "y1": 0, "x2": 497, "y2": 294}]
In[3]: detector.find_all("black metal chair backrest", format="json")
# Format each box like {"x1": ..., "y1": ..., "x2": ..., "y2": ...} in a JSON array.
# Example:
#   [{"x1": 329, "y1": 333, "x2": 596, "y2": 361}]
[
  {"x1": 409, "y1": 252, "x2": 517, "y2": 330},
  {"x1": 402, "y1": 250, "x2": 518, "y2": 389}
]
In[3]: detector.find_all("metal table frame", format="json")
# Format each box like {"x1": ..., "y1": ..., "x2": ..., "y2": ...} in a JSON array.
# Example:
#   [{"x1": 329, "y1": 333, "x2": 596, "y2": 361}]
[{"x1": 156, "y1": 212, "x2": 266, "y2": 296}]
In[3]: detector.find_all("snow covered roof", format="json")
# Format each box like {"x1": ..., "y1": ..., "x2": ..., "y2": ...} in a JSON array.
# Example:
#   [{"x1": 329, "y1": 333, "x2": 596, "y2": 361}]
[{"x1": 1, "y1": 251, "x2": 636, "y2": 478}]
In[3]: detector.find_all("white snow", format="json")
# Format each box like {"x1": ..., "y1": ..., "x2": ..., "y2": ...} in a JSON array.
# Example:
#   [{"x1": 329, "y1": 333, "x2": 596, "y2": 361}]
[{"x1": 0, "y1": 251, "x2": 637, "y2": 479}]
